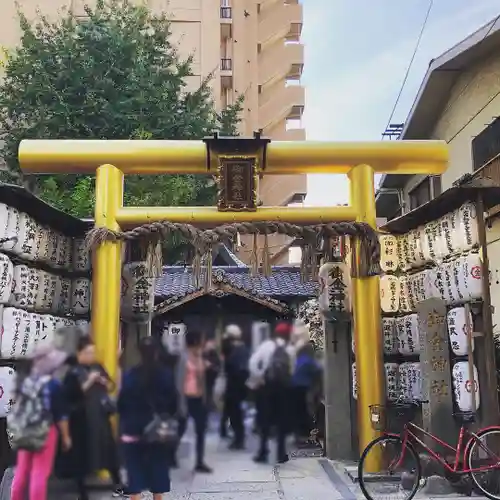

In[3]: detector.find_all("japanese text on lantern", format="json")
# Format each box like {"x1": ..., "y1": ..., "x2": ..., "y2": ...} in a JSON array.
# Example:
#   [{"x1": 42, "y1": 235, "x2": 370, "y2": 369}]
[{"x1": 218, "y1": 158, "x2": 257, "y2": 211}]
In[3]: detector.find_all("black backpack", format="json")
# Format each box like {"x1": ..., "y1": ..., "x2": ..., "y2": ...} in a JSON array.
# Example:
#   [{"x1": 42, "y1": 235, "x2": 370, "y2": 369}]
[{"x1": 265, "y1": 343, "x2": 291, "y2": 385}]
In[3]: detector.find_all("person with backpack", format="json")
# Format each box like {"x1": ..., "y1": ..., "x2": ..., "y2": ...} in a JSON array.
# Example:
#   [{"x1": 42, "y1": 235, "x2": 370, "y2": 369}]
[
  {"x1": 9, "y1": 343, "x2": 71, "y2": 500},
  {"x1": 118, "y1": 336, "x2": 178, "y2": 500},
  {"x1": 248, "y1": 321, "x2": 295, "y2": 464}
]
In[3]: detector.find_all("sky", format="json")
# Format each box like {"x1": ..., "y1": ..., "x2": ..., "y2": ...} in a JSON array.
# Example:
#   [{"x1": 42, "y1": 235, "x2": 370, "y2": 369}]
[{"x1": 301, "y1": 0, "x2": 500, "y2": 206}]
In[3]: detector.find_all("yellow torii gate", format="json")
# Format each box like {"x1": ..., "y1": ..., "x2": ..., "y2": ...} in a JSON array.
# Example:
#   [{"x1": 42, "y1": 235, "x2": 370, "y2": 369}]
[{"x1": 18, "y1": 138, "x2": 447, "y2": 470}]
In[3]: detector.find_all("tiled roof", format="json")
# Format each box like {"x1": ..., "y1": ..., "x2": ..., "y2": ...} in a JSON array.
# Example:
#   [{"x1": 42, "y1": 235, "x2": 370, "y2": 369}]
[{"x1": 155, "y1": 266, "x2": 318, "y2": 300}]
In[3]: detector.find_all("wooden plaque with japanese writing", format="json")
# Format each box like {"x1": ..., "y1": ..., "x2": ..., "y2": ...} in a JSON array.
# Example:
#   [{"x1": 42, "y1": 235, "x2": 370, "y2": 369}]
[
  {"x1": 417, "y1": 298, "x2": 456, "y2": 449},
  {"x1": 217, "y1": 157, "x2": 257, "y2": 211}
]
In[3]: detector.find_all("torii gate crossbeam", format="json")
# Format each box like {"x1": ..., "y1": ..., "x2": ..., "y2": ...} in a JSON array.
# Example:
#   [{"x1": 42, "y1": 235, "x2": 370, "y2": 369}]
[{"x1": 18, "y1": 138, "x2": 448, "y2": 471}]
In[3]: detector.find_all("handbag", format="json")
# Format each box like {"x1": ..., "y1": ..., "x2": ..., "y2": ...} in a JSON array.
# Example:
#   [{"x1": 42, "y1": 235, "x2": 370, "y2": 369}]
[
  {"x1": 143, "y1": 395, "x2": 179, "y2": 446},
  {"x1": 143, "y1": 413, "x2": 179, "y2": 446},
  {"x1": 100, "y1": 394, "x2": 117, "y2": 416}
]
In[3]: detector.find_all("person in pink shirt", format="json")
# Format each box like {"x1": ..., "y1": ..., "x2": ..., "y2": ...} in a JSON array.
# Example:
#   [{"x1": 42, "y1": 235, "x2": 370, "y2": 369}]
[{"x1": 177, "y1": 330, "x2": 213, "y2": 473}]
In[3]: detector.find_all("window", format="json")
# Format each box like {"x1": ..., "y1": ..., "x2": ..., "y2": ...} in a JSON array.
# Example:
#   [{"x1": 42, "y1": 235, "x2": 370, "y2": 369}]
[
  {"x1": 409, "y1": 178, "x2": 431, "y2": 211},
  {"x1": 408, "y1": 175, "x2": 442, "y2": 211},
  {"x1": 432, "y1": 175, "x2": 442, "y2": 198},
  {"x1": 472, "y1": 117, "x2": 500, "y2": 170}
]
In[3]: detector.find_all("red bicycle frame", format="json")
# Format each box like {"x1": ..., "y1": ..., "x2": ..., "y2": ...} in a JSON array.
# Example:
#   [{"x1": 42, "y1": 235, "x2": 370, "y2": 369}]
[{"x1": 386, "y1": 423, "x2": 500, "y2": 474}]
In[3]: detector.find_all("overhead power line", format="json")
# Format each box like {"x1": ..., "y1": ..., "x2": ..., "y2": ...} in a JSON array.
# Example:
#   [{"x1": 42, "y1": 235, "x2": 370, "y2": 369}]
[{"x1": 382, "y1": 0, "x2": 434, "y2": 139}]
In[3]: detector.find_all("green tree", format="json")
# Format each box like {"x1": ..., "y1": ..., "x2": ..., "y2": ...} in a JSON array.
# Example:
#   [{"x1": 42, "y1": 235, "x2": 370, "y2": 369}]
[{"x1": 0, "y1": 0, "x2": 243, "y2": 219}]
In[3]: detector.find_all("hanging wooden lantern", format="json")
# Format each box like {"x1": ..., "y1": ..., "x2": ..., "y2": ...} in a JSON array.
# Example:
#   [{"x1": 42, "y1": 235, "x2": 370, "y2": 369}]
[
  {"x1": 11, "y1": 265, "x2": 31, "y2": 309},
  {"x1": 442, "y1": 261, "x2": 460, "y2": 305},
  {"x1": 54, "y1": 277, "x2": 72, "y2": 315},
  {"x1": 40, "y1": 314, "x2": 57, "y2": 349},
  {"x1": 452, "y1": 361, "x2": 480, "y2": 412},
  {"x1": 382, "y1": 317, "x2": 398, "y2": 355},
  {"x1": 447, "y1": 306, "x2": 474, "y2": 356},
  {"x1": 25, "y1": 268, "x2": 40, "y2": 311},
  {"x1": 384, "y1": 362, "x2": 400, "y2": 401},
  {"x1": 1, "y1": 307, "x2": 32, "y2": 358},
  {"x1": 56, "y1": 234, "x2": 72, "y2": 270},
  {"x1": 27, "y1": 312, "x2": 42, "y2": 354},
  {"x1": 318, "y1": 261, "x2": 351, "y2": 314},
  {"x1": 423, "y1": 268, "x2": 441, "y2": 301},
  {"x1": 399, "y1": 275, "x2": 411, "y2": 313},
  {"x1": 47, "y1": 229, "x2": 59, "y2": 268},
  {"x1": 399, "y1": 363, "x2": 410, "y2": 401},
  {"x1": 0, "y1": 367, "x2": 16, "y2": 417},
  {"x1": 397, "y1": 314, "x2": 420, "y2": 356},
  {"x1": 14, "y1": 213, "x2": 38, "y2": 261},
  {"x1": 0, "y1": 204, "x2": 10, "y2": 244},
  {"x1": 407, "y1": 362, "x2": 423, "y2": 401},
  {"x1": 416, "y1": 226, "x2": 428, "y2": 265},
  {"x1": 409, "y1": 271, "x2": 426, "y2": 306},
  {"x1": 380, "y1": 274, "x2": 399, "y2": 313},
  {"x1": 1, "y1": 206, "x2": 20, "y2": 253},
  {"x1": 407, "y1": 229, "x2": 425, "y2": 269},
  {"x1": 71, "y1": 278, "x2": 91, "y2": 315},
  {"x1": 379, "y1": 234, "x2": 399, "y2": 273},
  {"x1": 73, "y1": 238, "x2": 91, "y2": 272},
  {"x1": 162, "y1": 323, "x2": 187, "y2": 355},
  {"x1": 397, "y1": 234, "x2": 410, "y2": 271},
  {"x1": 457, "y1": 202, "x2": 479, "y2": 251},
  {"x1": 457, "y1": 253, "x2": 482, "y2": 300},
  {"x1": 0, "y1": 254, "x2": 14, "y2": 304}
]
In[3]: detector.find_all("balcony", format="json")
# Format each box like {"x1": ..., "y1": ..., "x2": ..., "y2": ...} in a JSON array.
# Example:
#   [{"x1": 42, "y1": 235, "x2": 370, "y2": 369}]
[
  {"x1": 220, "y1": 7, "x2": 232, "y2": 39},
  {"x1": 284, "y1": 128, "x2": 306, "y2": 140},
  {"x1": 258, "y1": 2, "x2": 302, "y2": 49},
  {"x1": 258, "y1": 42, "x2": 304, "y2": 89},
  {"x1": 259, "y1": 84, "x2": 305, "y2": 131},
  {"x1": 260, "y1": 173, "x2": 307, "y2": 206},
  {"x1": 220, "y1": 58, "x2": 233, "y2": 89}
]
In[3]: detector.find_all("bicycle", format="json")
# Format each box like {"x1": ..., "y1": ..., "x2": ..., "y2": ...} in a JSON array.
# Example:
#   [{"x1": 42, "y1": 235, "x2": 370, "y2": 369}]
[{"x1": 358, "y1": 402, "x2": 500, "y2": 500}]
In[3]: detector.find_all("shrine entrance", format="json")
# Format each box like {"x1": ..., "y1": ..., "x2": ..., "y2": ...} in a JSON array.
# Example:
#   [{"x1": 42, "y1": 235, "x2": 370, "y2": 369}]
[{"x1": 18, "y1": 133, "x2": 448, "y2": 470}]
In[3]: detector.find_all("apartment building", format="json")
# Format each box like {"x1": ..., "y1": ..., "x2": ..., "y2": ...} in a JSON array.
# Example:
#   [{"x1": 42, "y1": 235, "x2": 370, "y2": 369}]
[
  {"x1": 2, "y1": 0, "x2": 306, "y2": 264},
  {"x1": 375, "y1": 16, "x2": 500, "y2": 327}
]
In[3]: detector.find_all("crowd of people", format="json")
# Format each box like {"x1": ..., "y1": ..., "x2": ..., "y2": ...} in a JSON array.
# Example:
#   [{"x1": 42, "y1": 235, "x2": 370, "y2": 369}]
[{"x1": 7, "y1": 319, "x2": 323, "y2": 500}]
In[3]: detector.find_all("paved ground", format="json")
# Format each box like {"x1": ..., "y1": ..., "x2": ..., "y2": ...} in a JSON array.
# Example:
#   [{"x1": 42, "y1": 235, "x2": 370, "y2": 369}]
[
  {"x1": 2, "y1": 414, "x2": 488, "y2": 499},
  {"x1": 82, "y1": 422, "x2": 488, "y2": 500}
]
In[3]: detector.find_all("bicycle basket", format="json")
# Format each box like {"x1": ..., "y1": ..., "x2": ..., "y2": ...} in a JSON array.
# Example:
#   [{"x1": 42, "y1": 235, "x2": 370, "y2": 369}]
[{"x1": 369, "y1": 403, "x2": 419, "y2": 432}]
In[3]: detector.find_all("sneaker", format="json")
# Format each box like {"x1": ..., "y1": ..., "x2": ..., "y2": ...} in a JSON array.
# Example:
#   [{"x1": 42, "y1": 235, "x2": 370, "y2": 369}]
[
  {"x1": 195, "y1": 463, "x2": 213, "y2": 474},
  {"x1": 228, "y1": 440, "x2": 245, "y2": 451},
  {"x1": 277, "y1": 454, "x2": 289, "y2": 464},
  {"x1": 253, "y1": 453, "x2": 268, "y2": 464},
  {"x1": 112, "y1": 487, "x2": 129, "y2": 497}
]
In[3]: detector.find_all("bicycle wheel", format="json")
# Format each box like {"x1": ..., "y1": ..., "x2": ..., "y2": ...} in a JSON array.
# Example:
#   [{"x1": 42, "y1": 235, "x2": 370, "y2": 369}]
[
  {"x1": 467, "y1": 427, "x2": 500, "y2": 500},
  {"x1": 358, "y1": 435, "x2": 421, "y2": 500}
]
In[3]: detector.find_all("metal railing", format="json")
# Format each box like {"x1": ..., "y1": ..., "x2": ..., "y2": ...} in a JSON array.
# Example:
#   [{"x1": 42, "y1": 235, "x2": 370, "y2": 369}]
[
  {"x1": 220, "y1": 7, "x2": 232, "y2": 19},
  {"x1": 220, "y1": 58, "x2": 232, "y2": 71}
]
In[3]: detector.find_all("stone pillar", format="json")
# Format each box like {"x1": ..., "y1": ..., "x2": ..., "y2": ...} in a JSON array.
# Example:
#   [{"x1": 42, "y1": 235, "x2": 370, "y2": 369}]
[
  {"x1": 323, "y1": 316, "x2": 356, "y2": 460},
  {"x1": 417, "y1": 298, "x2": 456, "y2": 448}
]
